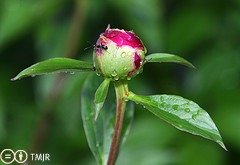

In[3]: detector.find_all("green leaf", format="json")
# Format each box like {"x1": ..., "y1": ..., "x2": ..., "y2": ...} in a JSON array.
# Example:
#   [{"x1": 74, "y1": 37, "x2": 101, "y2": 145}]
[
  {"x1": 127, "y1": 92, "x2": 226, "y2": 150},
  {"x1": 81, "y1": 74, "x2": 134, "y2": 165},
  {"x1": 145, "y1": 53, "x2": 196, "y2": 69},
  {"x1": 94, "y1": 78, "x2": 111, "y2": 120},
  {"x1": 11, "y1": 57, "x2": 94, "y2": 81}
]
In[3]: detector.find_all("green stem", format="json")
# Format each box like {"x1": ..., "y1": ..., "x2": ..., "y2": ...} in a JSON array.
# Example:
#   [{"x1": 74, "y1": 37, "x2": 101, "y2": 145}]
[{"x1": 107, "y1": 81, "x2": 129, "y2": 165}]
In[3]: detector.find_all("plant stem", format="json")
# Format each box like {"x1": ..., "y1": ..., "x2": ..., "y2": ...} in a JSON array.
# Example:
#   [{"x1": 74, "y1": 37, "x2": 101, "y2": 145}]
[{"x1": 107, "y1": 81, "x2": 129, "y2": 165}]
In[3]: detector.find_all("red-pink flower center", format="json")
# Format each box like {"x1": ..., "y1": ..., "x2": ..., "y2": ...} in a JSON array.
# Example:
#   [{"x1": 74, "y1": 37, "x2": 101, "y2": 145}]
[
  {"x1": 103, "y1": 29, "x2": 145, "y2": 50},
  {"x1": 134, "y1": 53, "x2": 141, "y2": 69},
  {"x1": 127, "y1": 53, "x2": 142, "y2": 77}
]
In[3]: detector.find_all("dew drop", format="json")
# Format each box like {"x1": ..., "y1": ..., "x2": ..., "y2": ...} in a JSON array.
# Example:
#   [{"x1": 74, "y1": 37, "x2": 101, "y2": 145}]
[
  {"x1": 70, "y1": 72, "x2": 75, "y2": 75},
  {"x1": 143, "y1": 106, "x2": 146, "y2": 109},
  {"x1": 111, "y1": 70, "x2": 117, "y2": 77},
  {"x1": 127, "y1": 77, "x2": 131, "y2": 80},
  {"x1": 121, "y1": 52, "x2": 126, "y2": 58},
  {"x1": 124, "y1": 98, "x2": 129, "y2": 102},
  {"x1": 192, "y1": 114, "x2": 197, "y2": 120},
  {"x1": 192, "y1": 110, "x2": 200, "y2": 120},
  {"x1": 96, "y1": 72, "x2": 101, "y2": 76},
  {"x1": 85, "y1": 117, "x2": 90, "y2": 121},
  {"x1": 161, "y1": 101, "x2": 166, "y2": 107},
  {"x1": 184, "y1": 108, "x2": 190, "y2": 112},
  {"x1": 127, "y1": 52, "x2": 132, "y2": 56},
  {"x1": 123, "y1": 67, "x2": 127, "y2": 71},
  {"x1": 172, "y1": 104, "x2": 179, "y2": 110},
  {"x1": 114, "y1": 76, "x2": 119, "y2": 81}
]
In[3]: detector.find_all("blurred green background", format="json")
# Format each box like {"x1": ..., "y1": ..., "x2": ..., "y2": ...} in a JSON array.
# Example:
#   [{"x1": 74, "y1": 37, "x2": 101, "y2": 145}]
[{"x1": 1, "y1": 0, "x2": 240, "y2": 164}]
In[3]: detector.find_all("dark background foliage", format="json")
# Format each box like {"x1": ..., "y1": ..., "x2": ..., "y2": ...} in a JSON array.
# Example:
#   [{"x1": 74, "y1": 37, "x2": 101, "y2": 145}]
[{"x1": 0, "y1": 0, "x2": 239, "y2": 164}]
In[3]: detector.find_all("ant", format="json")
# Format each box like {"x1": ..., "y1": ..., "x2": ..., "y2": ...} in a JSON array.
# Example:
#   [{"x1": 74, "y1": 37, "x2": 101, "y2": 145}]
[
  {"x1": 95, "y1": 44, "x2": 108, "y2": 50},
  {"x1": 84, "y1": 42, "x2": 108, "y2": 52}
]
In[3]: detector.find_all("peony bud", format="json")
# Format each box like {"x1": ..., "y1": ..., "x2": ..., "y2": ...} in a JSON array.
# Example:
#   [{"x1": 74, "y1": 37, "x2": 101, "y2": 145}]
[{"x1": 93, "y1": 27, "x2": 147, "y2": 81}]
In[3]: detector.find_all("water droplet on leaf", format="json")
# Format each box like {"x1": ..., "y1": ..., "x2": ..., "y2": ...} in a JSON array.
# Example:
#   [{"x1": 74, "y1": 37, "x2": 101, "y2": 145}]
[
  {"x1": 161, "y1": 101, "x2": 166, "y2": 107},
  {"x1": 192, "y1": 110, "x2": 200, "y2": 120},
  {"x1": 192, "y1": 114, "x2": 197, "y2": 120},
  {"x1": 172, "y1": 104, "x2": 179, "y2": 110},
  {"x1": 184, "y1": 108, "x2": 190, "y2": 112},
  {"x1": 96, "y1": 72, "x2": 100, "y2": 76}
]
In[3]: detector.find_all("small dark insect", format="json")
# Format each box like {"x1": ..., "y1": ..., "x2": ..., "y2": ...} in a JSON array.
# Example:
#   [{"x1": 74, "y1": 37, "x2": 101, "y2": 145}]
[
  {"x1": 95, "y1": 44, "x2": 108, "y2": 50},
  {"x1": 84, "y1": 42, "x2": 108, "y2": 51}
]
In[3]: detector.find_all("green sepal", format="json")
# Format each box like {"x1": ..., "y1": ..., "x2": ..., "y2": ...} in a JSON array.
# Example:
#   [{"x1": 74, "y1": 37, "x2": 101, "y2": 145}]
[{"x1": 94, "y1": 78, "x2": 111, "y2": 120}]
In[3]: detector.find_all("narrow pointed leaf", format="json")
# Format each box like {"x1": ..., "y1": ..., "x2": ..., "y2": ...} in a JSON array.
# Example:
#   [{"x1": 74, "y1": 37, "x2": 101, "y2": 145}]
[
  {"x1": 81, "y1": 74, "x2": 134, "y2": 165},
  {"x1": 11, "y1": 57, "x2": 94, "y2": 81},
  {"x1": 127, "y1": 92, "x2": 226, "y2": 150},
  {"x1": 145, "y1": 53, "x2": 195, "y2": 69},
  {"x1": 94, "y1": 78, "x2": 111, "y2": 120}
]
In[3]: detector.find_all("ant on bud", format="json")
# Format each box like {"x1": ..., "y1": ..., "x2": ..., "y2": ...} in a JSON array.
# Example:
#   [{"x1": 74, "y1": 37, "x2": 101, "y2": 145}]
[
  {"x1": 95, "y1": 44, "x2": 108, "y2": 50},
  {"x1": 84, "y1": 43, "x2": 108, "y2": 51}
]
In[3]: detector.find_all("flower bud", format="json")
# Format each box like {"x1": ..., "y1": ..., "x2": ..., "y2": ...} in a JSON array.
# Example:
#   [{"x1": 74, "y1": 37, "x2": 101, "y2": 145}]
[{"x1": 93, "y1": 27, "x2": 146, "y2": 81}]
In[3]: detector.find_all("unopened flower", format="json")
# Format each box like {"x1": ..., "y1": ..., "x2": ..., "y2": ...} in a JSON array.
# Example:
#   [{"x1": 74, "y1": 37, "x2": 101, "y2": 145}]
[{"x1": 93, "y1": 27, "x2": 147, "y2": 81}]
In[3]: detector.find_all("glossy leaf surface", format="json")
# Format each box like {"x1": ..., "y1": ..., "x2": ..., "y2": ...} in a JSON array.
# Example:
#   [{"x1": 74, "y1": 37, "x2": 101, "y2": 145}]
[
  {"x1": 145, "y1": 53, "x2": 195, "y2": 68},
  {"x1": 12, "y1": 58, "x2": 94, "y2": 80},
  {"x1": 127, "y1": 92, "x2": 226, "y2": 150}
]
